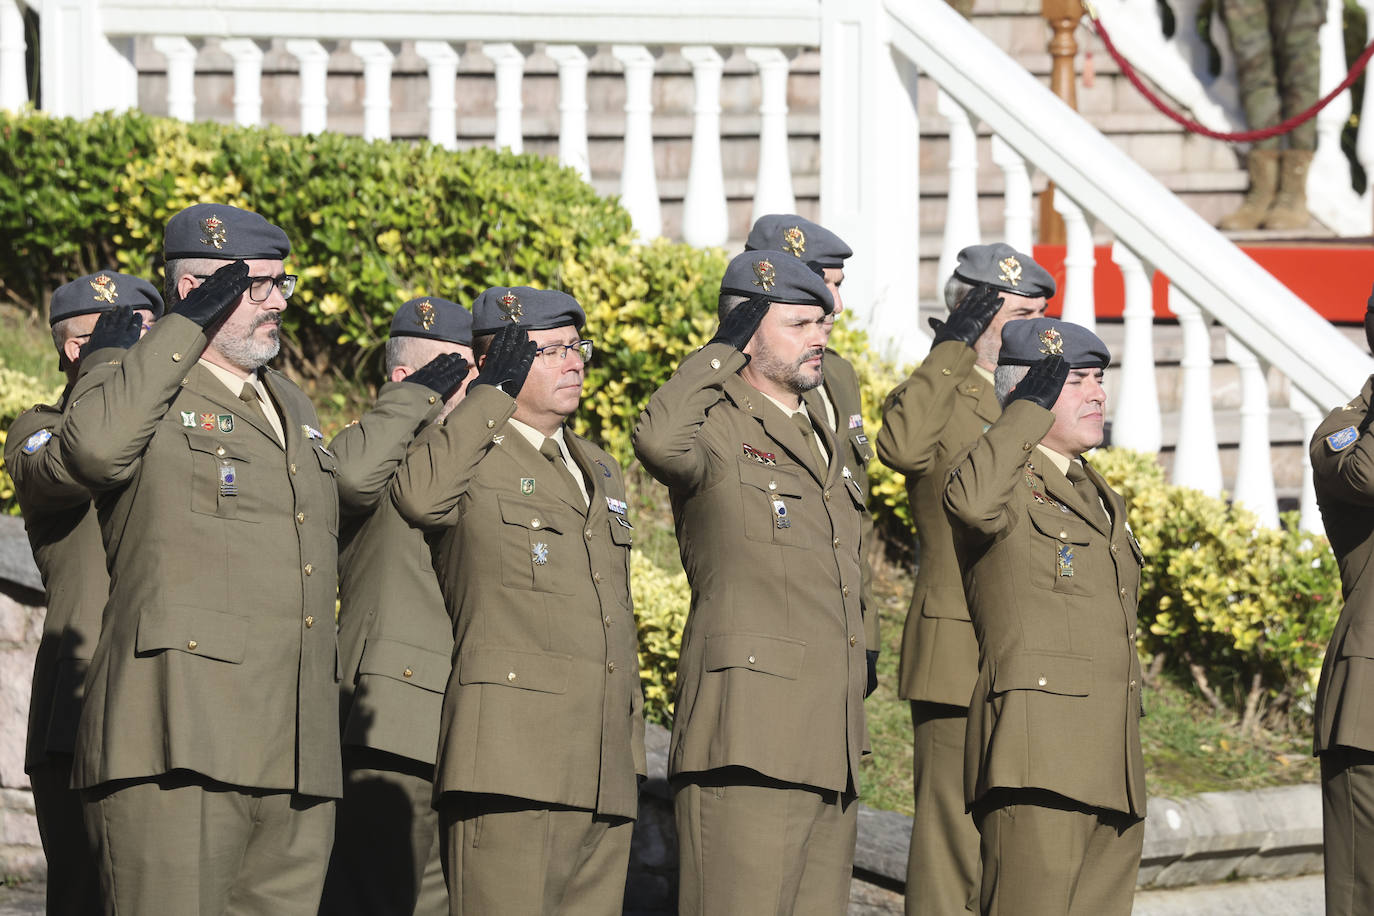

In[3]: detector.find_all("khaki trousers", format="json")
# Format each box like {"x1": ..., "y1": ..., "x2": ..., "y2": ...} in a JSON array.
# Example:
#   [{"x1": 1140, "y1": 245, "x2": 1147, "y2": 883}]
[
  {"x1": 674, "y1": 767, "x2": 858, "y2": 916},
  {"x1": 437, "y1": 793, "x2": 633, "y2": 916},
  {"x1": 81, "y1": 771, "x2": 335, "y2": 916},
  {"x1": 906, "y1": 702, "x2": 980, "y2": 915},
  {"x1": 973, "y1": 788, "x2": 1143, "y2": 916},
  {"x1": 319, "y1": 748, "x2": 446, "y2": 916},
  {"x1": 29, "y1": 753, "x2": 101, "y2": 916},
  {"x1": 1321, "y1": 745, "x2": 1374, "y2": 916}
]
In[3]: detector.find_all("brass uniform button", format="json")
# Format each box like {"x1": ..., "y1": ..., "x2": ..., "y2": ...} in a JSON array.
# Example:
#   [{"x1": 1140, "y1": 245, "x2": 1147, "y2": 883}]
[
  {"x1": 427, "y1": 395, "x2": 437, "y2": 405},
  {"x1": 832, "y1": 537, "x2": 840, "y2": 548},
  {"x1": 941, "y1": 368, "x2": 951, "y2": 376},
  {"x1": 531, "y1": 518, "x2": 542, "y2": 529},
  {"x1": 607, "y1": 661, "x2": 616, "y2": 673},
  {"x1": 585, "y1": 528, "x2": 593, "y2": 540},
  {"x1": 768, "y1": 481, "x2": 777, "y2": 491},
  {"x1": 187, "y1": 640, "x2": 198, "y2": 650},
  {"x1": 1120, "y1": 587, "x2": 1128, "y2": 598},
  {"x1": 304, "y1": 564, "x2": 314, "y2": 576},
  {"x1": 296, "y1": 512, "x2": 306, "y2": 524},
  {"x1": 507, "y1": 672, "x2": 517, "y2": 682},
  {"x1": 290, "y1": 463, "x2": 297, "y2": 475},
  {"x1": 172, "y1": 352, "x2": 183, "y2": 362},
  {"x1": 849, "y1": 635, "x2": 857, "y2": 647},
  {"x1": 486, "y1": 419, "x2": 496, "y2": 429},
  {"x1": 593, "y1": 572, "x2": 603, "y2": 583},
  {"x1": 403, "y1": 668, "x2": 414, "y2": 678},
  {"x1": 824, "y1": 490, "x2": 831, "y2": 501},
  {"x1": 305, "y1": 616, "x2": 315, "y2": 628},
  {"x1": 747, "y1": 655, "x2": 756, "y2": 665},
  {"x1": 1022, "y1": 442, "x2": 1033, "y2": 451},
  {"x1": 1129, "y1": 679, "x2": 1136, "y2": 690},
  {"x1": 710, "y1": 358, "x2": 721, "y2": 370},
  {"x1": 216, "y1": 446, "x2": 226, "y2": 457},
  {"x1": 603, "y1": 615, "x2": 612, "y2": 627},
  {"x1": 1058, "y1": 530, "x2": 1068, "y2": 540},
  {"x1": 1037, "y1": 675, "x2": 1047, "y2": 687},
  {"x1": 1111, "y1": 543, "x2": 1119, "y2": 554},
  {"x1": 842, "y1": 586, "x2": 850, "y2": 597}
]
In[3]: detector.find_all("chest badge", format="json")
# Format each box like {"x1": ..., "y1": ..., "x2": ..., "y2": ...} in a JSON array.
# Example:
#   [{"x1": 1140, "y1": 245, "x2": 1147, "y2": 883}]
[
  {"x1": 772, "y1": 498, "x2": 791, "y2": 529},
  {"x1": 218, "y1": 464, "x2": 239, "y2": 497},
  {"x1": 1057, "y1": 544, "x2": 1074, "y2": 577},
  {"x1": 521, "y1": 477, "x2": 535, "y2": 495},
  {"x1": 181, "y1": 411, "x2": 197, "y2": 427},
  {"x1": 217, "y1": 414, "x2": 235, "y2": 433},
  {"x1": 848, "y1": 413, "x2": 863, "y2": 429},
  {"x1": 199, "y1": 412, "x2": 217, "y2": 431},
  {"x1": 532, "y1": 542, "x2": 549, "y2": 566}
]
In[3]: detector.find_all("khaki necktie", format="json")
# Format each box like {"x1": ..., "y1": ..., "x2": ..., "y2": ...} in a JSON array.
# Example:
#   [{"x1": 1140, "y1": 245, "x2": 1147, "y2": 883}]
[
  {"x1": 1066, "y1": 462, "x2": 1108, "y2": 527},
  {"x1": 791, "y1": 411, "x2": 827, "y2": 477},
  {"x1": 540, "y1": 437, "x2": 585, "y2": 504},
  {"x1": 238, "y1": 382, "x2": 267, "y2": 426}
]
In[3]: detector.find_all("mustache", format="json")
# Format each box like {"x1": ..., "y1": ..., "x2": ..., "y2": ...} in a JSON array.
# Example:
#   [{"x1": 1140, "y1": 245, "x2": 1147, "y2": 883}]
[
  {"x1": 797, "y1": 347, "x2": 824, "y2": 364},
  {"x1": 253, "y1": 313, "x2": 282, "y2": 329}
]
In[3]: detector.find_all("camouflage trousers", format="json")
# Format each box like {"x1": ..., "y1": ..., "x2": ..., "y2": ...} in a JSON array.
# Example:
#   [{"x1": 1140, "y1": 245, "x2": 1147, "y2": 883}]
[{"x1": 1219, "y1": 0, "x2": 1326, "y2": 151}]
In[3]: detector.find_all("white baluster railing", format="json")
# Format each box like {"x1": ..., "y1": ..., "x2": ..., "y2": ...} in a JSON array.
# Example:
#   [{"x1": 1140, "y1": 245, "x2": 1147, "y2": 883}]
[
  {"x1": 1290, "y1": 389, "x2": 1324, "y2": 535},
  {"x1": 1110, "y1": 242, "x2": 1161, "y2": 453},
  {"x1": 220, "y1": 39, "x2": 264, "y2": 128},
  {"x1": 1054, "y1": 193, "x2": 1096, "y2": 333},
  {"x1": 990, "y1": 135, "x2": 1032, "y2": 254},
  {"x1": 546, "y1": 44, "x2": 591, "y2": 180},
  {"x1": 0, "y1": 0, "x2": 25, "y2": 111},
  {"x1": 353, "y1": 40, "x2": 395, "y2": 143},
  {"x1": 285, "y1": 40, "x2": 330, "y2": 137},
  {"x1": 936, "y1": 89, "x2": 980, "y2": 293},
  {"x1": 153, "y1": 36, "x2": 197, "y2": 123},
  {"x1": 1225, "y1": 333, "x2": 1280, "y2": 528},
  {"x1": 1310, "y1": 0, "x2": 1368, "y2": 235},
  {"x1": 1168, "y1": 288, "x2": 1223, "y2": 496},
  {"x1": 415, "y1": 41, "x2": 459, "y2": 150},
  {"x1": 612, "y1": 44, "x2": 663, "y2": 241},
  {"x1": 484, "y1": 43, "x2": 525, "y2": 154},
  {"x1": 681, "y1": 45, "x2": 729, "y2": 248},
  {"x1": 746, "y1": 46, "x2": 797, "y2": 220}
]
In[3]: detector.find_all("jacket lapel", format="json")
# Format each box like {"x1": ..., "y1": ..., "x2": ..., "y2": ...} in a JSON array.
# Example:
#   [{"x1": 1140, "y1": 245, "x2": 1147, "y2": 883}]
[
  {"x1": 185, "y1": 364, "x2": 280, "y2": 447},
  {"x1": 1039, "y1": 457, "x2": 1110, "y2": 536},
  {"x1": 803, "y1": 389, "x2": 844, "y2": 489},
  {"x1": 566, "y1": 433, "x2": 604, "y2": 520}
]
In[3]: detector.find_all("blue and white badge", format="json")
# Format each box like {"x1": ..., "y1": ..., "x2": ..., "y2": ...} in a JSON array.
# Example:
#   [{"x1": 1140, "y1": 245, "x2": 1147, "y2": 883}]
[
  {"x1": 218, "y1": 464, "x2": 239, "y2": 497},
  {"x1": 606, "y1": 497, "x2": 627, "y2": 516},
  {"x1": 20, "y1": 429, "x2": 51, "y2": 455},
  {"x1": 301, "y1": 424, "x2": 325, "y2": 441},
  {"x1": 772, "y1": 498, "x2": 790, "y2": 529},
  {"x1": 1327, "y1": 425, "x2": 1359, "y2": 452}
]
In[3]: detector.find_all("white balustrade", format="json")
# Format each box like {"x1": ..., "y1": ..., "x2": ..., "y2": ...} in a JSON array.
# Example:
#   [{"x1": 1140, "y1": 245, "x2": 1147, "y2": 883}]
[
  {"x1": 152, "y1": 37, "x2": 197, "y2": 123},
  {"x1": 1053, "y1": 192, "x2": 1096, "y2": 332},
  {"x1": 1357, "y1": 0, "x2": 1374, "y2": 193},
  {"x1": 1309, "y1": 0, "x2": 1370, "y2": 234},
  {"x1": 1225, "y1": 333, "x2": 1279, "y2": 527},
  {"x1": 285, "y1": 40, "x2": 330, "y2": 136},
  {"x1": 990, "y1": 135, "x2": 1032, "y2": 254},
  {"x1": 681, "y1": 45, "x2": 729, "y2": 248},
  {"x1": 352, "y1": 40, "x2": 395, "y2": 142},
  {"x1": 611, "y1": 44, "x2": 662, "y2": 241},
  {"x1": 1168, "y1": 287, "x2": 1223, "y2": 496},
  {"x1": 219, "y1": 39, "x2": 265, "y2": 127},
  {"x1": 415, "y1": 41, "x2": 459, "y2": 150},
  {"x1": 0, "y1": 0, "x2": 28, "y2": 111},
  {"x1": 484, "y1": 42, "x2": 525, "y2": 154},
  {"x1": 546, "y1": 44, "x2": 591, "y2": 180},
  {"x1": 746, "y1": 46, "x2": 796, "y2": 221},
  {"x1": 1110, "y1": 242, "x2": 1161, "y2": 453},
  {"x1": 936, "y1": 89, "x2": 980, "y2": 294},
  {"x1": 1290, "y1": 389, "x2": 1324, "y2": 535}
]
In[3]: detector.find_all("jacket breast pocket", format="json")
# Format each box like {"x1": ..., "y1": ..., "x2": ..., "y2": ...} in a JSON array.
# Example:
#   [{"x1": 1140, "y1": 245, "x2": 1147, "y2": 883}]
[
  {"x1": 737, "y1": 460, "x2": 808, "y2": 548},
  {"x1": 992, "y1": 651, "x2": 1092, "y2": 697},
  {"x1": 185, "y1": 431, "x2": 254, "y2": 522},
  {"x1": 497, "y1": 494, "x2": 574, "y2": 594},
  {"x1": 848, "y1": 430, "x2": 874, "y2": 469},
  {"x1": 1027, "y1": 510, "x2": 1096, "y2": 597},
  {"x1": 136, "y1": 606, "x2": 248, "y2": 664}
]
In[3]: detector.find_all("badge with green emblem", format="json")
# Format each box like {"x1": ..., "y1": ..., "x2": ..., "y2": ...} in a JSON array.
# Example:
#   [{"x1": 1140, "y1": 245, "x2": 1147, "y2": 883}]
[{"x1": 520, "y1": 478, "x2": 535, "y2": 495}]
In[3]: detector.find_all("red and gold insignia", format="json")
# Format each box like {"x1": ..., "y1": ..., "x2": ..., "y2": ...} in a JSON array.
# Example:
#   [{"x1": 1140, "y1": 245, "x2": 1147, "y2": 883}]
[
  {"x1": 199, "y1": 412, "x2": 217, "y2": 431},
  {"x1": 414, "y1": 299, "x2": 435, "y2": 331},
  {"x1": 782, "y1": 226, "x2": 806, "y2": 257},
  {"x1": 752, "y1": 259, "x2": 776, "y2": 292},
  {"x1": 1038, "y1": 328, "x2": 1064, "y2": 356},
  {"x1": 499, "y1": 292, "x2": 523, "y2": 322},
  {"x1": 89, "y1": 274, "x2": 119, "y2": 303},
  {"x1": 998, "y1": 256, "x2": 1022, "y2": 287},
  {"x1": 200, "y1": 214, "x2": 227, "y2": 250}
]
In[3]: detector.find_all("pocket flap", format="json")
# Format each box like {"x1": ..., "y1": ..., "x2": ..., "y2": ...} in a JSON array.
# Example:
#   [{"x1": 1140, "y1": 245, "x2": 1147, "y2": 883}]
[
  {"x1": 314, "y1": 444, "x2": 338, "y2": 475},
  {"x1": 704, "y1": 633, "x2": 806, "y2": 680},
  {"x1": 919, "y1": 586, "x2": 971, "y2": 622},
  {"x1": 497, "y1": 493, "x2": 565, "y2": 534},
  {"x1": 458, "y1": 647, "x2": 570, "y2": 694},
  {"x1": 1340, "y1": 625, "x2": 1374, "y2": 660},
  {"x1": 608, "y1": 517, "x2": 634, "y2": 546},
  {"x1": 136, "y1": 607, "x2": 248, "y2": 664},
  {"x1": 993, "y1": 652, "x2": 1092, "y2": 696},
  {"x1": 850, "y1": 431, "x2": 874, "y2": 465},
  {"x1": 1027, "y1": 510, "x2": 1094, "y2": 545},
  {"x1": 359, "y1": 637, "x2": 450, "y2": 692},
  {"x1": 737, "y1": 461, "x2": 805, "y2": 499},
  {"x1": 183, "y1": 430, "x2": 251, "y2": 462}
]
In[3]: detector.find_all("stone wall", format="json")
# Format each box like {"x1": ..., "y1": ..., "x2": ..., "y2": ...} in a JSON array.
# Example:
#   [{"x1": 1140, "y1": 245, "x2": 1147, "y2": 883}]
[{"x1": 0, "y1": 516, "x2": 43, "y2": 880}]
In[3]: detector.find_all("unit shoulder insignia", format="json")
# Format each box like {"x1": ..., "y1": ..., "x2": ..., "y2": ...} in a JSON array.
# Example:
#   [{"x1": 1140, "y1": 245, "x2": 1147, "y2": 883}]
[
  {"x1": 1327, "y1": 425, "x2": 1359, "y2": 452},
  {"x1": 21, "y1": 429, "x2": 52, "y2": 455}
]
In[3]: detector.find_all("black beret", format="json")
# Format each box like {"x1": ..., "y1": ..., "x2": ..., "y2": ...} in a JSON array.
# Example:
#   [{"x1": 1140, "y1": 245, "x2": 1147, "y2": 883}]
[
  {"x1": 721, "y1": 251, "x2": 834, "y2": 314},
  {"x1": 999, "y1": 318, "x2": 1110, "y2": 369},
  {"x1": 164, "y1": 203, "x2": 291, "y2": 261},
  {"x1": 953, "y1": 243, "x2": 1056, "y2": 299},
  {"x1": 49, "y1": 271, "x2": 165, "y2": 326},
  {"x1": 472, "y1": 287, "x2": 585, "y2": 336},
  {"x1": 745, "y1": 214, "x2": 852, "y2": 270},
  {"x1": 390, "y1": 296, "x2": 473, "y2": 345}
]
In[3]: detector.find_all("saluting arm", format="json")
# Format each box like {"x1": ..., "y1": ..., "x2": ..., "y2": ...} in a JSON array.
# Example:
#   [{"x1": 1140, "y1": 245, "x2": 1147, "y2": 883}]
[
  {"x1": 330, "y1": 381, "x2": 443, "y2": 514},
  {"x1": 877, "y1": 340, "x2": 978, "y2": 475},
  {"x1": 944, "y1": 399, "x2": 1054, "y2": 540},
  {"x1": 1312, "y1": 398, "x2": 1374, "y2": 506},
  {"x1": 4, "y1": 412, "x2": 88, "y2": 510},
  {"x1": 632, "y1": 343, "x2": 741, "y2": 490}
]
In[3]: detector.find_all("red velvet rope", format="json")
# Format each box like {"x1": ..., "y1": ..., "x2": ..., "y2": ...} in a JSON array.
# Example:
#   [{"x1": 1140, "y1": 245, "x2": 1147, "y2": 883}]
[{"x1": 1086, "y1": 13, "x2": 1374, "y2": 142}]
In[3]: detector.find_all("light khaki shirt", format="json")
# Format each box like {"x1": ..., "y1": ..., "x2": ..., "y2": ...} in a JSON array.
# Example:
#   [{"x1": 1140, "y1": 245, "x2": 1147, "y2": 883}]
[
  {"x1": 199, "y1": 359, "x2": 285, "y2": 446},
  {"x1": 761, "y1": 392, "x2": 829, "y2": 467},
  {"x1": 508, "y1": 418, "x2": 589, "y2": 506}
]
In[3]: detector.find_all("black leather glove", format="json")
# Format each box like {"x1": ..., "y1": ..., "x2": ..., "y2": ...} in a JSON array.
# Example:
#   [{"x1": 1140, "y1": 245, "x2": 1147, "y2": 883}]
[
  {"x1": 80, "y1": 305, "x2": 142, "y2": 361},
  {"x1": 1007, "y1": 354, "x2": 1069, "y2": 410},
  {"x1": 471, "y1": 324, "x2": 537, "y2": 399},
  {"x1": 710, "y1": 295, "x2": 771, "y2": 352},
  {"x1": 173, "y1": 259, "x2": 253, "y2": 329},
  {"x1": 865, "y1": 650, "x2": 879, "y2": 699},
  {"x1": 404, "y1": 352, "x2": 471, "y2": 399},
  {"x1": 1364, "y1": 282, "x2": 1374, "y2": 355},
  {"x1": 928, "y1": 283, "x2": 1003, "y2": 347}
]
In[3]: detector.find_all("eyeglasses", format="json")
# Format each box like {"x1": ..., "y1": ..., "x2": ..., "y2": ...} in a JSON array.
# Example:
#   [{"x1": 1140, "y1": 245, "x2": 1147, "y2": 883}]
[
  {"x1": 193, "y1": 273, "x2": 297, "y2": 302},
  {"x1": 533, "y1": 339, "x2": 593, "y2": 368}
]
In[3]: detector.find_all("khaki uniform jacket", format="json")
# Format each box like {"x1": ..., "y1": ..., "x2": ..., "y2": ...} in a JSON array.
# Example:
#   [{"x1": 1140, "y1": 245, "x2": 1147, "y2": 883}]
[
  {"x1": 331, "y1": 382, "x2": 449, "y2": 766},
  {"x1": 633, "y1": 343, "x2": 869, "y2": 794},
  {"x1": 60, "y1": 314, "x2": 343, "y2": 797},
  {"x1": 6, "y1": 394, "x2": 107, "y2": 770},
  {"x1": 1313, "y1": 377, "x2": 1374, "y2": 754},
  {"x1": 821, "y1": 349, "x2": 879, "y2": 651},
  {"x1": 944, "y1": 400, "x2": 1146, "y2": 816},
  {"x1": 877, "y1": 341, "x2": 995, "y2": 707},
  {"x1": 391, "y1": 385, "x2": 645, "y2": 818}
]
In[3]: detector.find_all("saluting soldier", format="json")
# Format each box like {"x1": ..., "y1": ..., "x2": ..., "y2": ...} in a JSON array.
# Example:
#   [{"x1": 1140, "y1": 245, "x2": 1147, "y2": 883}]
[
  {"x1": 391, "y1": 287, "x2": 645, "y2": 915},
  {"x1": 876, "y1": 244, "x2": 1052, "y2": 916},
  {"x1": 944, "y1": 318, "x2": 1146, "y2": 916},
  {"x1": 634, "y1": 252, "x2": 869, "y2": 915},
  {"x1": 1311, "y1": 295, "x2": 1374, "y2": 916},
  {"x1": 5, "y1": 272, "x2": 161, "y2": 916},
  {"x1": 320, "y1": 297, "x2": 475, "y2": 916},
  {"x1": 745, "y1": 214, "x2": 881, "y2": 686},
  {"x1": 60, "y1": 203, "x2": 343, "y2": 914}
]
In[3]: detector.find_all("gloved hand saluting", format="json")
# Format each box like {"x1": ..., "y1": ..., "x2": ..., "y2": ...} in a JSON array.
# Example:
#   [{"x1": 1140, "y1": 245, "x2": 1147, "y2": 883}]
[
  {"x1": 709, "y1": 295, "x2": 771, "y2": 353},
  {"x1": 1007, "y1": 354, "x2": 1069, "y2": 411},
  {"x1": 928, "y1": 283, "x2": 1003, "y2": 348},
  {"x1": 80, "y1": 305, "x2": 143, "y2": 361},
  {"x1": 404, "y1": 352, "x2": 471, "y2": 400},
  {"x1": 173, "y1": 259, "x2": 254, "y2": 329},
  {"x1": 470, "y1": 324, "x2": 537, "y2": 399}
]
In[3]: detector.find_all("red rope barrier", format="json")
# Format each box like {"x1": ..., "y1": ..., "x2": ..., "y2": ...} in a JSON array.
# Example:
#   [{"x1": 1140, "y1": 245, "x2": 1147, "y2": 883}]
[{"x1": 1085, "y1": 11, "x2": 1374, "y2": 142}]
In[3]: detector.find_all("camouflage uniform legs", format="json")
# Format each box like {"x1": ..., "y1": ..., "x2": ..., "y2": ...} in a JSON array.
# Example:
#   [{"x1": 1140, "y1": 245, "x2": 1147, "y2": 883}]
[{"x1": 1220, "y1": 0, "x2": 1326, "y2": 153}]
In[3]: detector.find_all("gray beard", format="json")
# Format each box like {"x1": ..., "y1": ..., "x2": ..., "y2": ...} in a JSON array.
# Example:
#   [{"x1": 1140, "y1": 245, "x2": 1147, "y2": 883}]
[{"x1": 213, "y1": 322, "x2": 280, "y2": 372}]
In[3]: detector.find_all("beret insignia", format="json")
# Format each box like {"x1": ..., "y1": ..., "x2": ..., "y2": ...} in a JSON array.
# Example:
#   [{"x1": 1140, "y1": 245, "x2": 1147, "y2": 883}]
[
  {"x1": 998, "y1": 256, "x2": 1022, "y2": 287},
  {"x1": 1038, "y1": 328, "x2": 1064, "y2": 356},
  {"x1": 782, "y1": 226, "x2": 806, "y2": 257},
  {"x1": 1327, "y1": 426, "x2": 1359, "y2": 452},
  {"x1": 499, "y1": 292, "x2": 523, "y2": 322},
  {"x1": 752, "y1": 259, "x2": 777, "y2": 292},
  {"x1": 200, "y1": 214, "x2": 227, "y2": 250},
  {"x1": 414, "y1": 299, "x2": 435, "y2": 331},
  {"x1": 89, "y1": 274, "x2": 118, "y2": 303}
]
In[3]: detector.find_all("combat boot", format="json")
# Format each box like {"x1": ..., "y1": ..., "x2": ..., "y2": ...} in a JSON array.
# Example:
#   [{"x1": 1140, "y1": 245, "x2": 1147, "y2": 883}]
[
  {"x1": 1219, "y1": 149, "x2": 1280, "y2": 230},
  {"x1": 1262, "y1": 149, "x2": 1315, "y2": 231}
]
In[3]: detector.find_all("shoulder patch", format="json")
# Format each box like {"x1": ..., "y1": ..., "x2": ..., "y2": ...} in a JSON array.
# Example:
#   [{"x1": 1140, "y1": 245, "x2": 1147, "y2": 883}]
[
  {"x1": 21, "y1": 429, "x2": 52, "y2": 455},
  {"x1": 1327, "y1": 426, "x2": 1359, "y2": 452}
]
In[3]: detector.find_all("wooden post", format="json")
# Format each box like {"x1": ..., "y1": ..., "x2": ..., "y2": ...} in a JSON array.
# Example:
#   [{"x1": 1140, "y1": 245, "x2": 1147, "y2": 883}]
[{"x1": 1039, "y1": 0, "x2": 1083, "y2": 245}]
